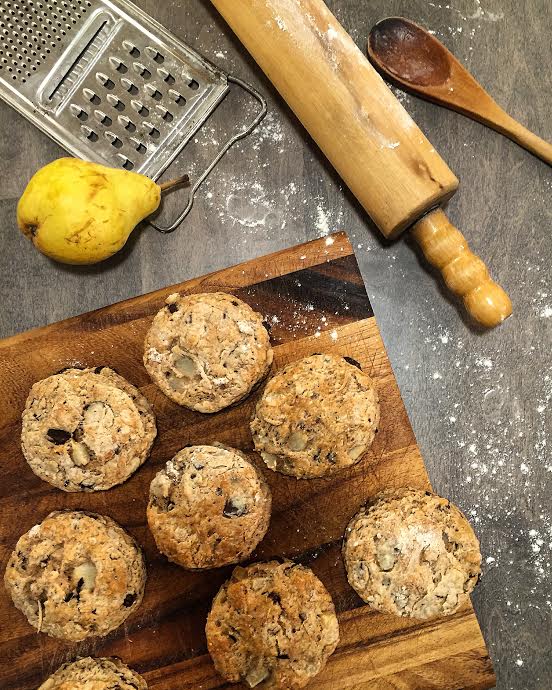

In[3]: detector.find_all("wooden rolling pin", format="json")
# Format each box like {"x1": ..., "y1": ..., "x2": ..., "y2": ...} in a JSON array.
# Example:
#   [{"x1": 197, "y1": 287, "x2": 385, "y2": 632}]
[{"x1": 210, "y1": 0, "x2": 512, "y2": 327}]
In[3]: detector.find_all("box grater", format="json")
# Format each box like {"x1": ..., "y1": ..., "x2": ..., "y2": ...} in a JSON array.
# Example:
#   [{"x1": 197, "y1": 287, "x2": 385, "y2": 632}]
[{"x1": 0, "y1": 0, "x2": 266, "y2": 232}]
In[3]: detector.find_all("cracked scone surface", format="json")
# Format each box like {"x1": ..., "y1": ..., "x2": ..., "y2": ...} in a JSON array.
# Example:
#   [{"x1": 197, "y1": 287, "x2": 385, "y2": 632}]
[
  {"x1": 21, "y1": 367, "x2": 156, "y2": 492},
  {"x1": 4, "y1": 511, "x2": 146, "y2": 641},
  {"x1": 251, "y1": 354, "x2": 380, "y2": 478},
  {"x1": 38, "y1": 657, "x2": 147, "y2": 690},
  {"x1": 206, "y1": 560, "x2": 339, "y2": 689},
  {"x1": 147, "y1": 445, "x2": 271, "y2": 569},
  {"x1": 143, "y1": 292, "x2": 273, "y2": 413},
  {"x1": 343, "y1": 488, "x2": 482, "y2": 619}
]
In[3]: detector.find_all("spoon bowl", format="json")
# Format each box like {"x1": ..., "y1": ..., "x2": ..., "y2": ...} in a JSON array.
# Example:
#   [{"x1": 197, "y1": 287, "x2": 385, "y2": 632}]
[
  {"x1": 368, "y1": 17, "x2": 552, "y2": 166},
  {"x1": 369, "y1": 17, "x2": 451, "y2": 88}
]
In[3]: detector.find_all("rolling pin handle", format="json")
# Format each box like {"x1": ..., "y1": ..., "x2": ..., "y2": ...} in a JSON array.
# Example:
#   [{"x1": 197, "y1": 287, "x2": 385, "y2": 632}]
[{"x1": 411, "y1": 209, "x2": 512, "y2": 328}]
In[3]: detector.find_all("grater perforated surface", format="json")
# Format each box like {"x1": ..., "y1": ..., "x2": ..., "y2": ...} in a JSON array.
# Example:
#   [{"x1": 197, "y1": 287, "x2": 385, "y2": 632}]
[{"x1": 0, "y1": 0, "x2": 229, "y2": 178}]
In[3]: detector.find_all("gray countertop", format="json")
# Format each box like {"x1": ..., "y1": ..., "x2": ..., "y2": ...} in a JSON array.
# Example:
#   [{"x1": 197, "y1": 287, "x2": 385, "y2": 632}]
[{"x1": 0, "y1": 1, "x2": 550, "y2": 688}]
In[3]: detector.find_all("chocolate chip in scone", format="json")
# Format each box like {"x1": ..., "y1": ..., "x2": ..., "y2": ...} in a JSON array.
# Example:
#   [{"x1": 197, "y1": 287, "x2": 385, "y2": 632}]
[
  {"x1": 343, "y1": 356, "x2": 362, "y2": 370},
  {"x1": 267, "y1": 591, "x2": 281, "y2": 605},
  {"x1": 123, "y1": 593, "x2": 137, "y2": 607},
  {"x1": 167, "y1": 303, "x2": 178, "y2": 314},
  {"x1": 47, "y1": 428, "x2": 72, "y2": 445}
]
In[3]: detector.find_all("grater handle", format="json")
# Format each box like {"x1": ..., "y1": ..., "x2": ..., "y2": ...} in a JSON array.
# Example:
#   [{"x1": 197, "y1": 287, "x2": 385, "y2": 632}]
[{"x1": 150, "y1": 75, "x2": 267, "y2": 234}]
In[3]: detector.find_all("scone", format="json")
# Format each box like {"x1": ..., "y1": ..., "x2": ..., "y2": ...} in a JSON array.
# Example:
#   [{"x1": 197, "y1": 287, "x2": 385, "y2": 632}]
[
  {"x1": 21, "y1": 366, "x2": 156, "y2": 492},
  {"x1": 143, "y1": 292, "x2": 273, "y2": 413},
  {"x1": 147, "y1": 445, "x2": 271, "y2": 569},
  {"x1": 251, "y1": 353, "x2": 380, "y2": 478},
  {"x1": 343, "y1": 488, "x2": 482, "y2": 619},
  {"x1": 38, "y1": 657, "x2": 147, "y2": 690},
  {"x1": 206, "y1": 560, "x2": 339, "y2": 689},
  {"x1": 4, "y1": 511, "x2": 146, "y2": 641}
]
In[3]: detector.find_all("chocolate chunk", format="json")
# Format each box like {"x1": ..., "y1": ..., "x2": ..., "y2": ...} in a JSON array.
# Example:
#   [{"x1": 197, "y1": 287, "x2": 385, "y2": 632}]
[
  {"x1": 167, "y1": 303, "x2": 178, "y2": 314},
  {"x1": 64, "y1": 591, "x2": 74, "y2": 603},
  {"x1": 123, "y1": 593, "x2": 137, "y2": 607},
  {"x1": 267, "y1": 591, "x2": 281, "y2": 605},
  {"x1": 47, "y1": 428, "x2": 72, "y2": 444},
  {"x1": 343, "y1": 356, "x2": 362, "y2": 370},
  {"x1": 262, "y1": 319, "x2": 272, "y2": 332},
  {"x1": 75, "y1": 577, "x2": 85, "y2": 602}
]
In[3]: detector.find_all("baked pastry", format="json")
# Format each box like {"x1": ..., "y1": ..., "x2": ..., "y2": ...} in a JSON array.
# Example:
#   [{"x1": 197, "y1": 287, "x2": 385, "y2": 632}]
[
  {"x1": 21, "y1": 366, "x2": 156, "y2": 492},
  {"x1": 38, "y1": 657, "x2": 147, "y2": 690},
  {"x1": 147, "y1": 445, "x2": 271, "y2": 569},
  {"x1": 143, "y1": 292, "x2": 273, "y2": 413},
  {"x1": 4, "y1": 511, "x2": 146, "y2": 641},
  {"x1": 251, "y1": 353, "x2": 379, "y2": 478},
  {"x1": 343, "y1": 488, "x2": 482, "y2": 619},
  {"x1": 206, "y1": 560, "x2": 339, "y2": 689}
]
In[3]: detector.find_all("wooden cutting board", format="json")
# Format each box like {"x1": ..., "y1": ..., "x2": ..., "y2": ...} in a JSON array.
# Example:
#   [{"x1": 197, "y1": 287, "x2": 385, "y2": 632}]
[{"x1": 0, "y1": 233, "x2": 495, "y2": 690}]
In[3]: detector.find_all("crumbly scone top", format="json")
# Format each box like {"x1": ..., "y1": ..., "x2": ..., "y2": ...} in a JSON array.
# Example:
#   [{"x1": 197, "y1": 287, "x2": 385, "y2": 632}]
[
  {"x1": 147, "y1": 445, "x2": 271, "y2": 569},
  {"x1": 206, "y1": 560, "x2": 339, "y2": 689},
  {"x1": 38, "y1": 656, "x2": 148, "y2": 690},
  {"x1": 251, "y1": 353, "x2": 379, "y2": 478},
  {"x1": 343, "y1": 488, "x2": 481, "y2": 619},
  {"x1": 21, "y1": 367, "x2": 156, "y2": 492},
  {"x1": 4, "y1": 511, "x2": 146, "y2": 641},
  {"x1": 144, "y1": 292, "x2": 273, "y2": 413}
]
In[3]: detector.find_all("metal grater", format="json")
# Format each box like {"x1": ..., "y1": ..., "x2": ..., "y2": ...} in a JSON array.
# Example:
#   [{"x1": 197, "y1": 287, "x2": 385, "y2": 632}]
[{"x1": 0, "y1": 0, "x2": 266, "y2": 231}]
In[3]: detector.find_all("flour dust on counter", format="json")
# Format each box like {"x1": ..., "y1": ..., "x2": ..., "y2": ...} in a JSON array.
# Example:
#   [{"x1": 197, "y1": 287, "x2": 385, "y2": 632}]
[{"x1": 386, "y1": 270, "x2": 552, "y2": 688}]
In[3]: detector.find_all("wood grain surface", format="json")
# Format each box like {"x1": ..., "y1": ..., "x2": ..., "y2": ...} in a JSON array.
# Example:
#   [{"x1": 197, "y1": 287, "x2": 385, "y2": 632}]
[{"x1": 0, "y1": 234, "x2": 494, "y2": 689}]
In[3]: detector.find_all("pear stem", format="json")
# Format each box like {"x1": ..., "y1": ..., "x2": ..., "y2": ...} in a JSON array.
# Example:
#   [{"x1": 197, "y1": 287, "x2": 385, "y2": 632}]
[{"x1": 159, "y1": 174, "x2": 190, "y2": 193}]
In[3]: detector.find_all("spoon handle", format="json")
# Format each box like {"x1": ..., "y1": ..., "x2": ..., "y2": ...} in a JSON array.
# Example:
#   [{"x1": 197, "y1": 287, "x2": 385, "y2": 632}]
[
  {"x1": 473, "y1": 101, "x2": 552, "y2": 166},
  {"x1": 411, "y1": 209, "x2": 512, "y2": 328}
]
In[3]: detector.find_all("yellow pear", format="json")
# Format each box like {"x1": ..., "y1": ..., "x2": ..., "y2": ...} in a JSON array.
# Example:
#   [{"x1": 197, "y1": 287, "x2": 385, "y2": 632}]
[{"x1": 17, "y1": 158, "x2": 187, "y2": 265}]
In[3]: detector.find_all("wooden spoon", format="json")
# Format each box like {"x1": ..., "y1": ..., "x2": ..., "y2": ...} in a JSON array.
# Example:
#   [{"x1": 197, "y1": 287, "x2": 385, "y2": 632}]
[{"x1": 368, "y1": 17, "x2": 552, "y2": 166}]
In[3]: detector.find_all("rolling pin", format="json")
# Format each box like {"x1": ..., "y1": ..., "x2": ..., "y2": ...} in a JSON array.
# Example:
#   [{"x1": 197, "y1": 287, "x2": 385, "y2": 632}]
[{"x1": 209, "y1": 0, "x2": 512, "y2": 328}]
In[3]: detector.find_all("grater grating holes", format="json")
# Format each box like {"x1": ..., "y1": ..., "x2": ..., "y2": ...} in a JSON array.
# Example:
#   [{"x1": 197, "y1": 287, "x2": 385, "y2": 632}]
[{"x1": 0, "y1": 0, "x2": 92, "y2": 83}]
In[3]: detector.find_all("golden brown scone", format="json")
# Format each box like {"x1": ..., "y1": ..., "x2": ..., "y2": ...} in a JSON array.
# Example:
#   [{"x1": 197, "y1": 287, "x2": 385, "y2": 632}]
[
  {"x1": 143, "y1": 292, "x2": 273, "y2": 413},
  {"x1": 206, "y1": 560, "x2": 339, "y2": 689},
  {"x1": 38, "y1": 657, "x2": 147, "y2": 690},
  {"x1": 343, "y1": 488, "x2": 481, "y2": 619},
  {"x1": 21, "y1": 367, "x2": 156, "y2": 492},
  {"x1": 4, "y1": 511, "x2": 146, "y2": 641},
  {"x1": 251, "y1": 354, "x2": 379, "y2": 478},
  {"x1": 147, "y1": 445, "x2": 271, "y2": 569}
]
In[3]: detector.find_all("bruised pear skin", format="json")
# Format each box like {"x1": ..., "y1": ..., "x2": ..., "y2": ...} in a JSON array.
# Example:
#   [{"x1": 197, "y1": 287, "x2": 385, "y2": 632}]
[{"x1": 17, "y1": 158, "x2": 161, "y2": 265}]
